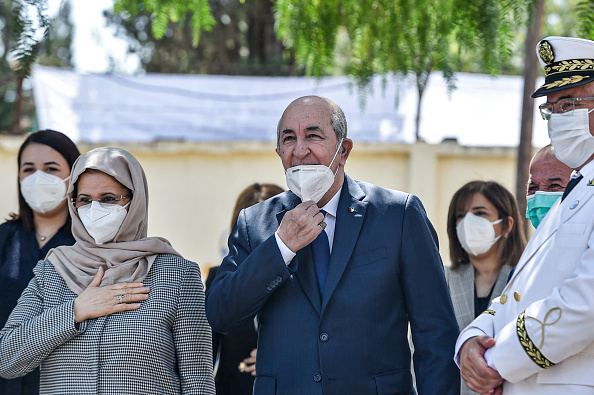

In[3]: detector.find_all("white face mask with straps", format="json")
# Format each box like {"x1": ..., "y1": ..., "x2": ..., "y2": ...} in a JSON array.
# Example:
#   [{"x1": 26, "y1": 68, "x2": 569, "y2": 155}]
[
  {"x1": 78, "y1": 201, "x2": 130, "y2": 245},
  {"x1": 548, "y1": 108, "x2": 594, "y2": 168},
  {"x1": 285, "y1": 138, "x2": 343, "y2": 203},
  {"x1": 20, "y1": 170, "x2": 69, "y2": 213},
  {"x1": 456, "y1": 212, "x2": 503, "y2": 256}
]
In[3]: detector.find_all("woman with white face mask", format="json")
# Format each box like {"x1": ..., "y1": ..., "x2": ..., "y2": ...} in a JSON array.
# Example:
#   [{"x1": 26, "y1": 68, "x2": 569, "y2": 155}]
[
  {"x1": 0, "y1": 147, "x2": 215, "y2": 394},
  {"x1": 444, "y1": 181, "x2": 526, "y2": 395},
  {"x1": 0, "y1": 129, "x2": 80, "y2": 395}
]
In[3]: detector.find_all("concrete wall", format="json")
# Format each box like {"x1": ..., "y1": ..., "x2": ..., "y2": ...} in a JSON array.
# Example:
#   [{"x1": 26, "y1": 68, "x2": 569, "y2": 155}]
[{"x1": 0, "y1": 136, "x2": 521, "y2": 271}]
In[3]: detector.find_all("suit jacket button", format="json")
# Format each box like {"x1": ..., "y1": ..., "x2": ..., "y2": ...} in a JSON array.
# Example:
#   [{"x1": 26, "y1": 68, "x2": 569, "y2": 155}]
[
  {"x1": 266, "y1": 285, "x2": 273, "y2": 291},
  {"x1": 275, "y1": 276, "x2": 282, "y2": 282},
  {"x1": 319, "y1": 333, "x2": 329, "y2": 342},
  {"x1": 313, "y1": 373, "x2": 322, "y2": 382}
]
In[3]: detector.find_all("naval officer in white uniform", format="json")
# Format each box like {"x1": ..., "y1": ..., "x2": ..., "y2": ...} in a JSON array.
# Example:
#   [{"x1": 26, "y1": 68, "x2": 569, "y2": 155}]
[{"x1": 455, "y1": 36, "x2": 594, "y2": 394}]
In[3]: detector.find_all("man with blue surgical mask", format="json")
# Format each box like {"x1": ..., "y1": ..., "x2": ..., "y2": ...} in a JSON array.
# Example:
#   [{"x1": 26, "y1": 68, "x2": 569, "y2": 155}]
[
  {"x1": 206, "y1": 95, "x2": 460, "y2": 394},
  {"x1": 456, "y1": 36, "x2": 594, "y2": 394},
  {"x1": 525, "y1": 145, "x2": 572, "y2": 228}
]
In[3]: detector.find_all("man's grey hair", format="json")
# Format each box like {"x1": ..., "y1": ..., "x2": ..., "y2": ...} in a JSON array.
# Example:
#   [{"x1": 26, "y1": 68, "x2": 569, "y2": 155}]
[{"x1": 276, "y1": 98, "x2": 348, "y2": 151}]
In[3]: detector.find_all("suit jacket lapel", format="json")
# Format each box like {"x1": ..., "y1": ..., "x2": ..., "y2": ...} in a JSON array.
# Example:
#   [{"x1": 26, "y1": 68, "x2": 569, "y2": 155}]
[
  {"x1": 559, "y1": 179, "x2": 594, "y2": 223},
  {"x1": 509, "y1": 199, "x2": 562, "y2": 283},
  {"x1": 450, "y1": 264, "x2": 475, "y2": 330},
  {"x1": 277, "y1": 196, "x2": 322, "y2": 315},
  {"x1": 321, "y1": 176, "x2": 367, "y2": 314},
  {"x1": 493, "y1": 264, "x2": 512, "y2": 297}
]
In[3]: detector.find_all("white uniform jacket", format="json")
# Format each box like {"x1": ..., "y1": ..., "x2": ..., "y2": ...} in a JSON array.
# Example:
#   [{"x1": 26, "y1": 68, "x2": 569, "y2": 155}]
[{"x1": 455, "y1": 160, "x2": 594, "y2": 394}]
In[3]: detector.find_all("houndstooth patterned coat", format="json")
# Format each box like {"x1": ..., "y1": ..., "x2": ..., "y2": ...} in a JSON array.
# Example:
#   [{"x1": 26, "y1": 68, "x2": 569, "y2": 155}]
[{"x1": 0, "y1": 254, "x2": 215, "y2": 394}]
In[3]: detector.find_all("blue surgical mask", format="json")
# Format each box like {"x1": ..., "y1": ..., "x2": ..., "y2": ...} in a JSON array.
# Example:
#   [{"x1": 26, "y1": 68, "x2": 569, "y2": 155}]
[{"x1": 526, "y1": 191, "x2": 563, "y2": 228}]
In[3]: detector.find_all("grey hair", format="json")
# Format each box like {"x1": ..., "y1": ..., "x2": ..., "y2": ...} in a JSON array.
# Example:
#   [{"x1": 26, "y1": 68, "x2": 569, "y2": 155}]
[{"x1": 276, "y1": 97, "x2": 348, "y2": 151}]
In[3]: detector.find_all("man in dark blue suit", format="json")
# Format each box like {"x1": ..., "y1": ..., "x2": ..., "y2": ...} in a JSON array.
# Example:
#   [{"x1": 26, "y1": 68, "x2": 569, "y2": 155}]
[{"x1": 206, "y1": 96, "x2": 460, "y2": 394}]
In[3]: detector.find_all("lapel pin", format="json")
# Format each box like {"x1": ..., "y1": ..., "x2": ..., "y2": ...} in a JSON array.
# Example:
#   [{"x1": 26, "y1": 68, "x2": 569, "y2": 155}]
[
  {"x1": 348, "y1": 206, "x2": 355, "y2": 213},
  {"x1": 570, "y1": 200, "x2": 579, "y2": 210},
  {"x1": 588, "y1": 179, "x2": 594, "y2": 186}
]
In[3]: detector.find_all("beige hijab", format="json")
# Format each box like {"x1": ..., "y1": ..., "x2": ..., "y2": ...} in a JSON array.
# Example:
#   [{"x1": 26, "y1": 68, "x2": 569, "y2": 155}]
[{"x1": 47, "y1": 147, "x2": 181, "y2": 295}]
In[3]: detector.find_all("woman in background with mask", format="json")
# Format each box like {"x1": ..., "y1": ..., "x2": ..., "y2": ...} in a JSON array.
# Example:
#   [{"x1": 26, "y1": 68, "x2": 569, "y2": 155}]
[
  {"x1": 0, "y1": 147, "x2": 215, "y2": 394},
  {"x1": 205, "y1": 182, "x2": 284, "y2": 395},
  {"x1": 444, "y1": 180, "x2": 526, "y2": 395},
  {"x1": 0, "y1": 129, "x2": 79, "y2": 394}
]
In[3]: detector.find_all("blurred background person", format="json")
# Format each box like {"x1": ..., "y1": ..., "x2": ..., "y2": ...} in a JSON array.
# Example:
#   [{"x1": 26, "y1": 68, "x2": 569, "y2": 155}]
[
  {"x1": 0, "y1": 129, "x2": 80, "y2": 395},
  {"x1": 0, "y1": 147, "x2": 215, "y2": 394},
  {"x1": 205, "y1": 182, "x2": 284, "y2": 395},
  {"x1": 526, "y1": 144, "x2": 572, "y2": 229},
  {"x1": 445, "y1": 180, "x2": 526, "y2": 395}
]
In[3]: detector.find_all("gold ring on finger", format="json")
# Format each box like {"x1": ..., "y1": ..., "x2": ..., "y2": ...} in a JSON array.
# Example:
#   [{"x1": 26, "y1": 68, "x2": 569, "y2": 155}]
[
  {"x1": 318, "y1": 222, "x2": 327, "y2": 231},
  {"x1": 238, "y1": 362, "x2": 247, "y2": 372}
]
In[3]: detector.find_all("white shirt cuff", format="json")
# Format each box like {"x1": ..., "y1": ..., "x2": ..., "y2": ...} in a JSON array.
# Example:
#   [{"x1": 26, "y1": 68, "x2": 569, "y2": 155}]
[
  {"x1": 275, "y1": 232, "x2": 296, "y2": 266},
  {"x1": 454, "y1": 328, "x2": 487, "y2": 368},
  {"x1": 484, "y1": 348, "x2": 497, "y2": 371}
]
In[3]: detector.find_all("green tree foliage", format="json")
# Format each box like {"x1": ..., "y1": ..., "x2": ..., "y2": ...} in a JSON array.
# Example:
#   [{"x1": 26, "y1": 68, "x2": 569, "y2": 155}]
[
  {"x1": 0, "y1": 0, "x2": 73, "y2": 134},
  {"x1": 106, "y1": 0, "x2": 302, "y2": 75},
  {"x1": 273, "y1": 0, "x2": 594, "y2": 140},
  {"x1": 112, "y1": 0, "x2": 217, "y2": 47},
  {"x1": 275, "y1": 0, "x2": 533, "y2": 139},
  {"x1": 576, "y1": 0, "x2": 594, "y2": 39}
]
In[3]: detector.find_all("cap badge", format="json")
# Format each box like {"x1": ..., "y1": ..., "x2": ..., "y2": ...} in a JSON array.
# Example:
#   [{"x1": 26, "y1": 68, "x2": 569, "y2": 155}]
[{"x1": 539, "y1": 40, "x2": 555, "y2": 65}]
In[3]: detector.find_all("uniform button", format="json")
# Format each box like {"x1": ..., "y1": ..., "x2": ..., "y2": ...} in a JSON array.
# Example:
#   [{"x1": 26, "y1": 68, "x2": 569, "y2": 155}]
[
  {"x1": 514, "y1": 291, "x2": 521, "y2": 302},
  {"x1": 500, "y1": 294, "x2": 507, "y2": 304},
  {"x1": 319, "y1": 333, "x2": 329, "y2": 342},
  {"x1": 313, "y1": 373, "x2": 322, "y2": 382}
]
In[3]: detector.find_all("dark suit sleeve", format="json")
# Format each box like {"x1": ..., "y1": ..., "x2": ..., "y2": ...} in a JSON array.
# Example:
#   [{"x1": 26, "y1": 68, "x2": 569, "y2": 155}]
[
  {"x1": 401, "y1": 195, "x2": 460, "y2": 394},
  {"x1": 204, "y1": 267, "x2": 221, "y2": 364},
  {"x1": 205, "y1": 210, "x2": 290, "y2": 334},
  {"x1": 204, "y1": 266, "x2": 218, "y2": 293}
]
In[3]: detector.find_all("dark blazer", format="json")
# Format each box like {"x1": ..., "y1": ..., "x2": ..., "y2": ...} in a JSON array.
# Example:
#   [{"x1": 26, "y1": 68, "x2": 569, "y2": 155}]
[
  {"x1": 206, "y1": 175, "x2": 460, "y2": 395},
  {"x1": 205, "y1": 266, "x2": 257, "y2": 395}
]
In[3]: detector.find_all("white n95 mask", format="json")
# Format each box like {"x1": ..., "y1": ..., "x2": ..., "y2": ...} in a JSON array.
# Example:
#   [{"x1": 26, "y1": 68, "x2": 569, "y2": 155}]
[
  {"x1": 20, "y1": 170, "x2": 69, "y2": 213},
  {"x1": 456, "y1": 212, "x2": 503, "y2": 256},
  {"x1": 548, "y1": 108, "x2": 594, "y2": 169},
  {"x1": 78, "y1": 201, "x2": 130, "y2": 245},
  {"x1": 285, "y1": 139, "x2": 343, "y2": 203}
]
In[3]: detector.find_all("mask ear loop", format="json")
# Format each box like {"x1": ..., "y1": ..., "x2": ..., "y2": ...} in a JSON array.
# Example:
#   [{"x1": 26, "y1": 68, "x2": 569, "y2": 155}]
[
  {"x1": 58, "y1": 176, "x2": 71, "y2": 203},
  {"x1": 327, "y1": 138, "x2": 344, "y2": 176}
]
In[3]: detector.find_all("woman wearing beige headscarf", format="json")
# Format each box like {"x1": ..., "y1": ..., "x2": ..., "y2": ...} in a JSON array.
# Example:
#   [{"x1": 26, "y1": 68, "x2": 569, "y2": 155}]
[{"x1": 0, "y1": 147, "x2": 215, "y2": 394}]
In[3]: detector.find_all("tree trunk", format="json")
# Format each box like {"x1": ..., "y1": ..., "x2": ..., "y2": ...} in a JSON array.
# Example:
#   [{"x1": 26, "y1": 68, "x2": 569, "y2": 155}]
[
  {"x1": 415, "y1": 84, "x2": 423, "y2": 142},
  {"x1": 414, "y1": 65, "x2": 432, "y2": 142},
  {"x1": 11, "y1": 76, "x2": 23, "y2": 135},
  {"x1": 516, "y1": 0, "x2": 545, "y2": 236}
]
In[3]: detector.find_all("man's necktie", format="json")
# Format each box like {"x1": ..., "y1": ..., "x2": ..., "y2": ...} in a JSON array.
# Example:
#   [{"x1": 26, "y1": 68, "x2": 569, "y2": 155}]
[
  {"x1": 312, "y1": 210, "x2": 330, "y2": 296},
  {"x1": 561, "y1": 175, "x2": 583, "y2": 201}
]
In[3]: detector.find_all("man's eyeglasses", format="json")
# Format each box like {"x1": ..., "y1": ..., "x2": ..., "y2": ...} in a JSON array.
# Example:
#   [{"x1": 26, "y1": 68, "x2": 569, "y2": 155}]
[
  {"x1": 539, "y1": 97, "x2": 594, "y2": 120},
  {"x1": 72, "y1": 194, "x2": 131, "y2": 207}
]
